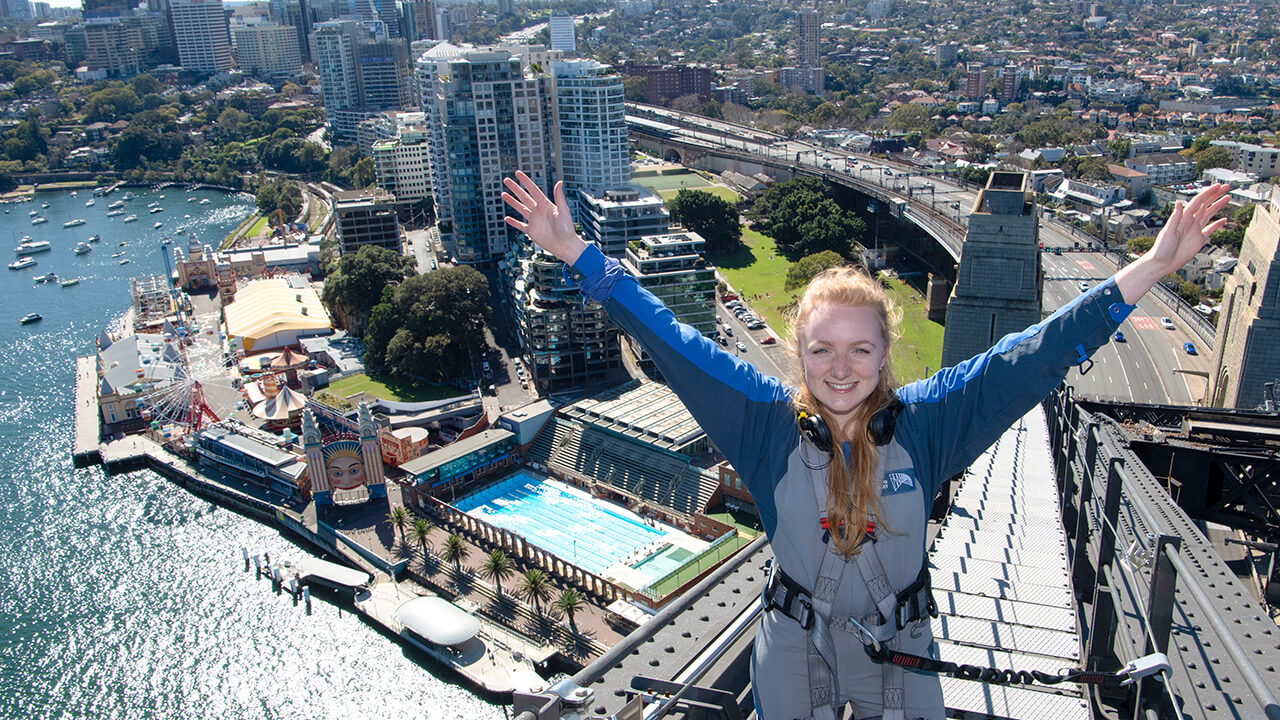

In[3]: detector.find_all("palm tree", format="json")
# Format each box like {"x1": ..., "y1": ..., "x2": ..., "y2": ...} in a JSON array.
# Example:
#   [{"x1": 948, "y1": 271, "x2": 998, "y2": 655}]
[
  {"x1": 409, "y1": 517, "x2": 433, "y2": 559},
  {"x1": 441, "y1": 533, "x2": 469, "y2": 575},
  {"x1": 481, "y1": 549, "x2": 516, "y2": 597},
  {"x1": 554, "y1": 588, "x2": 587, "y2": 632},
  {"x1": 386, "y1": 505, "x2": 409, "y2": 548},
  {"x1": 519, "y1": 568, "x2": 553, "y2": 615}
]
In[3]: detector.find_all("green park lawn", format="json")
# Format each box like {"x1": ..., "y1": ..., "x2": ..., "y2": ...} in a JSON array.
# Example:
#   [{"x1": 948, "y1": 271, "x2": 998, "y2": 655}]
[
  {"x1": 326, "y1": 372, "x2": 466, "y2": 403},
  {"x1": 631, "y1": 169, "x2": 712, "y2": 192},
  {"x1": 246, "y1": 214, "x2": 270, "y2": 238},
  {"x1": 655, "y1": 185, "x2": 740, "y2": 203},
  {"x1": 710, "y1": 227, "x2": 943, "y2": 383}
]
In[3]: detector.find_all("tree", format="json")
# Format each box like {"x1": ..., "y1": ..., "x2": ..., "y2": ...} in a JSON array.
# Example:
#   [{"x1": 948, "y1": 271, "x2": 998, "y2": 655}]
[
  {"x1": 409, "y1": 516, "x2": 434, "y2": 560},
  {"x1": 321, "y1": 245, "x2": 416, "y2": 333},
  {"x1": 351, "y1": 157, "x2": 376, "y2": 187},
  {"x1": 1193, "y1": 146, "x2": 1232, "y2": 175},
  {"x1": 129, "y1": 74, "x2": 163, "y2": 97},
  {"x1": 667, "y1": 189, "x2": 741, "y2": 253},
  {"x1": 481, "y1": 549, "x2": 516, "y2": 598},
  {"x1": 386, "y1": 506, "x2": 409, "y2": 547},
  {"x1": 1127, "y1": 235, "x2": 1156, "y2": 255},
  {"x1": 366, "y1": 266, "x2": 492, "y2": 381},
  {"x1": 519, "y1": 569, "x2": 553, "y2": 614},
  {"x1": 888, "y1": 103, "x2": 933, "y2": 133},
  {"x1": 554, "y1": 588, "x2": 587, "y2": 632},
  {"x1": 84, "y1": 84, "x2": 141, "y2": 121},
  {"x1": 785, "y1": 250, "x2": 846, "y2": 292},
  {"x1": 441, "y1": 533, "x2": 469, "y2": 575}
]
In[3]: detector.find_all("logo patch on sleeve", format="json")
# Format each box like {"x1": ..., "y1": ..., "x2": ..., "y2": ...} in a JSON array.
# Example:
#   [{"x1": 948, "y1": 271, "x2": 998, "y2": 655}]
[{"x1": 882, "y1": 470, "x2": 917, "y2": 495}]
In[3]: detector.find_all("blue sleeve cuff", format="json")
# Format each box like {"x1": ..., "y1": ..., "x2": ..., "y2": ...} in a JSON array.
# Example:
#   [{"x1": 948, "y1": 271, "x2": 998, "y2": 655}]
[
  {"x1": 572, "y1": 242, "x2": 606, "y2": 280},
  {"x1": 1093, "y1": 278, "x2": 1135, "y2": 323}
]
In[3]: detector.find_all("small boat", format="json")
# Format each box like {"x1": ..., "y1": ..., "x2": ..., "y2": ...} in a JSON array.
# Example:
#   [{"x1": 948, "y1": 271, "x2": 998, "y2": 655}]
[
  {"x1": 111, "y1": 252, "x2": 124, "y2": 258},
  {"x1": 59, "y1": 277, "x2": 80, "y2": 287},
  {"x1": 118, "y1": 258, "x2": 131, "y2": 265},
  {"x1": 85, "y1": 199, "x2": 95, "y2": 207},
  {"x1": 159, "y1": 194, "x2": 165, "y2": 199},
  {"x1": 88, "y1": 234, "x2": 101, "y2": 243},
  {"x1": 160, "y1": 237, "x2": 172, "y2": 246},
  {"x1": 123, "y1": 214, "x2": 138, "y2": 223},
  {"x1": 199, "y1": 199, "x2": 211, "y2": 205},
  {"x1": 118, "y1": 241, "x2": 127, "y2": 246},
  {"x1": 187, "y1": 197, "x2": 196, "y2": 202},
  {"x1": 153, "y1": 222, "x2": 163, "y2": 228},
  {"x1": 33, "y1": 272, "x2": 58, "y2": 283},
  {"x1": 40, "y1": 202, "x2": 49, "y2": 208},
  {"x1": 8, "y1": 257, "x2": 36, "y2": 270},
  {"x1": 31, "y1": 216, "x2": 47, "y2": 225},
  {"x1": 108, "y1": 200, "x2": 124, "y2": 210},
  {"x1": 183, "y1": 214, "x2": 191, "y2": 219},
  {"x1": 106, "y1": 209, "x2": 125, "y2": 217},
  {"x1": 70, "y1": 191, "x2": 77, "y2": 196},
  {"x1": 74, "y1": 243, "x2": 91, "y2": 255},
  {"x1": 28, "y1": 210, "x2": 37, "y2": 216},
  {"x1": 147, "y1": 201, "x2": 158, "y2": 208},
  {"x1": 13, "y1": 240, "x2": 51, "y2": 254},
  {"x1": 149, "y1": 207, "x2": 163, "y2": 214},
  {"x1": 122, "y1": 191, "x2": 135, "y2": 200},
  {"x1": 63, "y1": 218, "x2": 86, "y2": 228},
  {"x1": 19, "y1": 312, "x2": 41, "y2": 324}
]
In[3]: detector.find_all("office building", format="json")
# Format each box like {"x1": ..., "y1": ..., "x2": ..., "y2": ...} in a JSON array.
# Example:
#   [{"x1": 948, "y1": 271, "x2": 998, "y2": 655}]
[
  {"x1": 577, "y1": 185, "x2": 668, "y2": 258},
  {"x1": 397, "y1": 0, "x2": 434, "y2": 42},
  {"x1": 79, "y1": 20, "x2": 146, "y2": 77},
  {"x1": 232, "y1": 24, "x2": 302, "y2": 80},
  {"x1": 268, "y1": 0, "x2": 311, "y2": 61},
  {"x1": 1208, "y1": 188, "x2": 1280, "y2": 409},
  {"x1": 799, "y1": 9, "x2": 819, "y2": 67},
  {"x1": 169, "y1": 0, "x2": 233, "y2": 74},
  {"x1": 1210, "y1": 140, "x2": 1280, "y2": 180},
  {"x1": 418, "y1": 45, "x2": 555, "y2": 264},
  {"x1": 372, "y1": 124, "x2": 431, "y2": 202},
  {"x1": 553, "y1": 59, "x2": 628, "y2": 198},
  {"x1": 548, "y1": 11, "x2": 575, "y2": 54},
  {"x1": 333, "y1": 188, "x2": 401, "y2": 256},
  {"x1": 313, "y1": 20, "x2": 413, "y2": 140},
  {"x1": 998, "y1": 64, "x2": 1020, "y2": 103},
  {"x1": 941, "y1": 171, "x2": 1042, "y2": 367}
]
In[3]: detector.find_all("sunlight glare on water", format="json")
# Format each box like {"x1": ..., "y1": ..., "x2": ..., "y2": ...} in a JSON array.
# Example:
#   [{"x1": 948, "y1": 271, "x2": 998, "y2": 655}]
[{"x1": 0, "y1": 189, "x2": 500, "y2": 720}]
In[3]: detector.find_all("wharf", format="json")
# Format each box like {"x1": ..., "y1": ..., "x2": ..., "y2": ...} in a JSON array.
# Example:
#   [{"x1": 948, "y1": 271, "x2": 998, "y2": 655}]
[
  {"x1": 72, "y1": 355, "x2": 100, "y2": 466},
  {"x1": 355, "y1": 580, "x2": 552, "y2": 696}
]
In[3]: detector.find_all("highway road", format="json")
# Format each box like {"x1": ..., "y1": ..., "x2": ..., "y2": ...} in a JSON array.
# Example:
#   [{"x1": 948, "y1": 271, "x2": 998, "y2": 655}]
[{"x1": 632, "y1": 106, "x2": 1214, "y2": 405}]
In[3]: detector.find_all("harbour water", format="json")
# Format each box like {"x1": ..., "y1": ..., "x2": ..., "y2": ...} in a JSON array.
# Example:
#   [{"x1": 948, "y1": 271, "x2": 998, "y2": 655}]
[{"x1": 0, "y1": 188, "x2": 500, "y2": 719}]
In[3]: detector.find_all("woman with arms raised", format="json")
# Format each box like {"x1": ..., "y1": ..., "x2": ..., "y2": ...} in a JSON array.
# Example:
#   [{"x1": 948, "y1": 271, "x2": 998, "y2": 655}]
[{"x1": 504, "y1": 171, "x2": 1227, "y2": 720}]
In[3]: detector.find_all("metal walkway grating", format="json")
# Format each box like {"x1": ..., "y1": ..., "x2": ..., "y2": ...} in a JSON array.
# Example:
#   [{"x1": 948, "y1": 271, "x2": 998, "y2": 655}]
[{"x1": 928, "y1": 408, "x2": 1090, "y2": 720}]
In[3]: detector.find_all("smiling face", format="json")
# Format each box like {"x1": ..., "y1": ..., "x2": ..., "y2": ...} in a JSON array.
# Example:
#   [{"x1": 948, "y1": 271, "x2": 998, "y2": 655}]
[
  {"x1": 326, "y1": 451, "x2": 366, "y2": 490},
  {"x1": 799, "y1": 302, "x2": 888, "y2": 433}
]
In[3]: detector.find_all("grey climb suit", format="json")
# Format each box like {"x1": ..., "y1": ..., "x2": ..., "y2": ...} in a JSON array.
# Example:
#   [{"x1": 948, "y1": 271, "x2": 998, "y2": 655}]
[{"x1": 572, "y1": 244, "x2": 1133, "y2": 719}]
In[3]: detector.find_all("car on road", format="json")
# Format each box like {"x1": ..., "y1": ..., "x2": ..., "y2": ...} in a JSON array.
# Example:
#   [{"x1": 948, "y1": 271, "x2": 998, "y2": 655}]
[
  {"x1": 950, "y1": 201, "x2": 960, "y2": 209},
  {"x1": 736, "y1": 341, "x2": 747, "y2": 352},
  {"x1": 1079, "y1": 281, "x2": 1090, "y2": 292},
  {"x1": 1160, "y1": 317, "x2": 1176, "y2": 330},
  {"x1": 1183, "y1": 342, "x2": 1197, "y2": 355},
  {"x1": 1113, "y1": 331, "x2": 1126, "y2": 343},
  {"x1": 761, "y1": 336, "x2": 777, "y2": 345},
  {"x1": 723, "y1": 326, "x2": 733, "y2": 336}
]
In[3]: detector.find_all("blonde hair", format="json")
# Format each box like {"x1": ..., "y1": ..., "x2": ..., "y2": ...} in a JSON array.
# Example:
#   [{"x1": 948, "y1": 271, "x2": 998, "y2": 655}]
[{"x1": 787, "y1": 266, "x2": 902, "y2": 557}]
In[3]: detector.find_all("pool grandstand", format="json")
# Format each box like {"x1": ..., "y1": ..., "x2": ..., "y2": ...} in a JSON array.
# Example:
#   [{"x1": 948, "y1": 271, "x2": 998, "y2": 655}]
[{"x1": 395, "y1": 381, "x2": 756, "y2": 611}]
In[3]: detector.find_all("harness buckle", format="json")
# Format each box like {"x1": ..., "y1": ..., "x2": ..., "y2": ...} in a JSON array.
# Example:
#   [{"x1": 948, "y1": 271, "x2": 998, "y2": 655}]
[{"x1": 793, "y1": 594, "x2": 815, "y2": 631}]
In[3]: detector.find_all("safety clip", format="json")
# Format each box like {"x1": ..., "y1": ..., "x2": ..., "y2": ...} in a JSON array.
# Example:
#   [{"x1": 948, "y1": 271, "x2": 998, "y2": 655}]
[
  {"x1": 845, "y1": 615, "x2": 883, "y2": 654},
  {"x1": 1118, "y1": 652, "x2": 1170, "y2": 686},
  {"x1": 1074, "y1": 343, "x2": 1093, "y2": 376}
]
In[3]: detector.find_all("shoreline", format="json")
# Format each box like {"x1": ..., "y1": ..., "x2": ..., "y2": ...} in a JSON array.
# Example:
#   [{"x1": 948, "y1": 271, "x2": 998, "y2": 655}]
[{"x1": 75, "y1": 356, "x2": 562, "y2": 700}]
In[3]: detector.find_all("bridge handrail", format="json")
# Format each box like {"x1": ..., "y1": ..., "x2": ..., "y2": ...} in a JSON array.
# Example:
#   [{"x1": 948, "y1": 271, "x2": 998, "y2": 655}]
[{"x1": 1047, "y1": 388, "x2": 1280, "y2": 718}]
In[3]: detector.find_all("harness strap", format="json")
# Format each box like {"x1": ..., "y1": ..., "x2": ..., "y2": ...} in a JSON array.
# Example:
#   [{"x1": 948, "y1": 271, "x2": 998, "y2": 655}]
[
  {"x1": 850, "y1": 528, "x2": 906, "y2": 720},
  {"x1": 861, "y1": 642, "x2": 1155, "y2": 688}
]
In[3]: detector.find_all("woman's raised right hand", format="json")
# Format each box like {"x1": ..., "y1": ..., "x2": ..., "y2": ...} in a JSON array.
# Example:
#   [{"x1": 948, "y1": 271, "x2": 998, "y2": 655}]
[{"x1": 503, "y1": 171, "x2": 588, "y2": 265}]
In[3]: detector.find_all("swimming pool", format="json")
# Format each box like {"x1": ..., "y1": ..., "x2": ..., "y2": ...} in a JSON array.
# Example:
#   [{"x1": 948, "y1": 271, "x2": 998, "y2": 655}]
[
  {"x1": 452, "y1": 471, "x2": 665, "y2": 575},
  {"x1": 632, "y1": 544, "x2": 694, "y2": 584}
]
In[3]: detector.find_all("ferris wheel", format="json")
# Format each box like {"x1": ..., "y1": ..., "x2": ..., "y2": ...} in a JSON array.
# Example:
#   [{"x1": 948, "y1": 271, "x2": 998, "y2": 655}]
[{"x1": 133, "y1": 324, "x2": 241, "y2": 437}]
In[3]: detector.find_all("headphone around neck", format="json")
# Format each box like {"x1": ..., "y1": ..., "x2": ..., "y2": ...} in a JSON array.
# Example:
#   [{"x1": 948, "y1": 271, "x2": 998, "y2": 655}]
[{"x1": 797, "y1": 397, "x2": 904, "y2": 454}]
